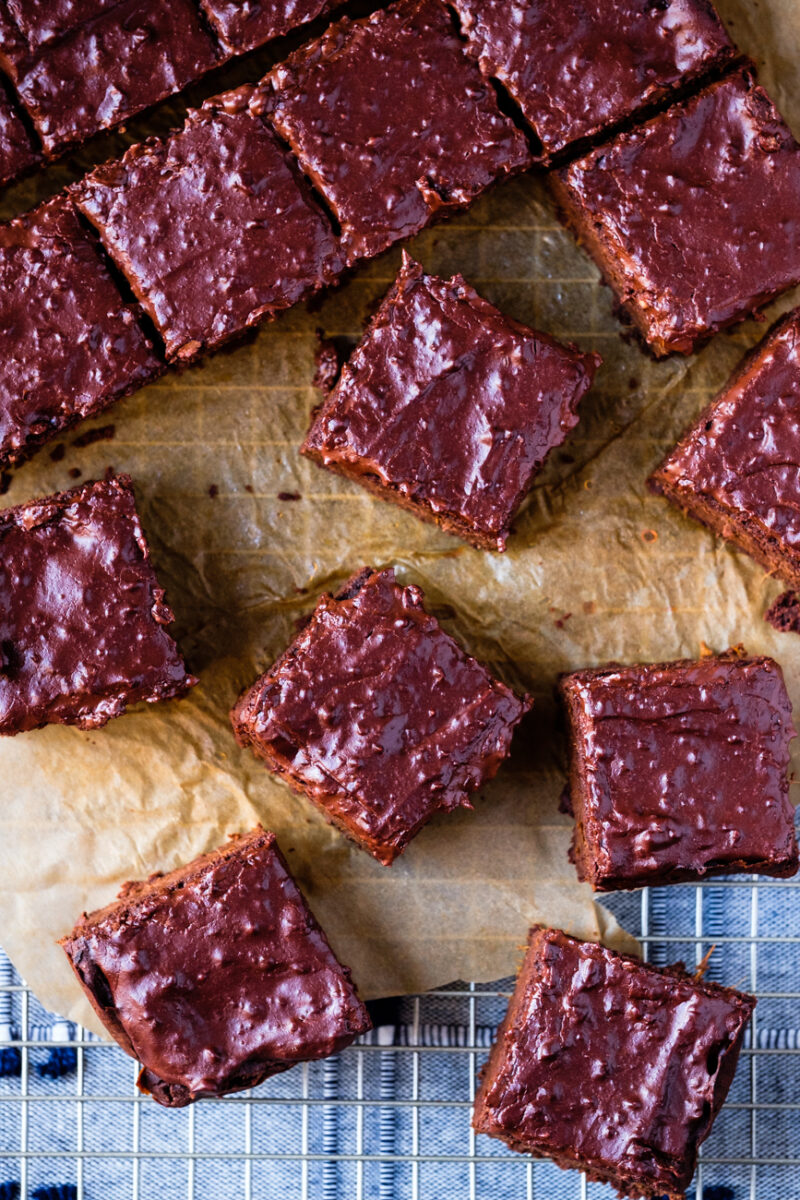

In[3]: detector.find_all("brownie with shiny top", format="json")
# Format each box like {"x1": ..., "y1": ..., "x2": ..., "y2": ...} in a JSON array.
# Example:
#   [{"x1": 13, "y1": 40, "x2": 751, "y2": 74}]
[
  {"x1": 0, "y1": 79, "x2": 37, "y2": 187},
  {"x1": 0, "y1": 0, "x2": 123, "y2": 48},
  {"x1": 198, "y1": 0, "x2": 338, "y2": 53},
  {"x1": 303, "y1": 253, "x2": 601, "y2": 551},
  {"x1": 60, "y1": 827, "x2": 371, "y2": 1107},
  {"x1": 650, "y1": 307, "x2": 800, "y2": 588},
  {"x1": 451, "y1": 0, "x2": 735, "y2": 160},
  {"x1": 559, "y1": 653, "x2": 798, "y2": 891},
  {"x1": 255, "y1": 0, "x2": 532, "y2": 265},
  {"x1": 0, "y1": 474, "x2": 196, "y2": 735},
  {"x1": 231, "y1": 567, "x2": 531, "y2": 865},
  {"x1": 474, "y1": 927, "x2": 755, "y2": 1199},
  {"x1": 0, "y1": 0, "x2": 220, "y2": 157},
  {"x1": 0, "y1": 194, "x2": 162, "y2": 470},
  {"x1": 550, "y1": 67, "x2": 800, "y2": 357},
  {"x1": 74, "y1": 85, "x2": 343, "y2": 363}
]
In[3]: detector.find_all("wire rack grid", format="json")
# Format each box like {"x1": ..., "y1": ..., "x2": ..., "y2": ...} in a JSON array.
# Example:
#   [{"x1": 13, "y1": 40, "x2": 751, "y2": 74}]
[{"x1": 0, "y1": 875, "x2": 798, "y2": 1200}]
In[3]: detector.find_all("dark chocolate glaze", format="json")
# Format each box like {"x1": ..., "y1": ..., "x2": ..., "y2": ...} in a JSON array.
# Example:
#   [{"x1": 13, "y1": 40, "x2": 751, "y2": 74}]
[
  {"x1": 560, "y1": 654, "x2": 798, "y2": 890},
  {"x1": 198, "y1": 0, "x2": 338, "y2": 54},
  {"x1": 473, "y1": 927, "x2": 755, "y2": 1199},
  {"x1": 452, "y1": 0, "x2": 734, "y2": 158},
  {"x1": 1, "y1": 0, "x2": 122, "y2": 48},
  {"x1": 256, "y1": 0, "x2": 531, "y2": 265},
  {"x1": 0, "y1": 77, "x2": 37, "y2": 186},
  {"x1": 1, "y1": 0, "x2": 220, "y2": 156},
  {"x1": 60, "y1": 828, "x2": 371, "y2": 1107},
  {"x1": 303, "y1": 253, "x2": 600, "y2": 551},
  {"x1": 75, "y1": 86, "x2": 344, "y2": 362},
  {"x1": 554, "y1": 68, "x2": 800, "y2": 356},
  {"x1": 0, "y1": 474, "x2": 196, "y2": 735},
  {"x1": 231, "y1": 567, "x2": 531, "y2": 864},
  {"x1": 651, "y1": 308, "x2": 800, "y2": 584},
  {"x1": 0, "y1": 194, "x2": 162, "y2": 470}
]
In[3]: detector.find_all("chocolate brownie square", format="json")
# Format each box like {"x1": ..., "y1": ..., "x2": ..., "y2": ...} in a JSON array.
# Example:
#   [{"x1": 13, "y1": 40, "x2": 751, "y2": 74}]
[
  {"x1": 0, "y1": 193, "x2": 162, "y2": 470},
  {"x1": 451, "y1": 0, "x2": 735, "y2": 160},
  {"x1": 255, "y1": 0, "x2": 532, "y2": 264},
  {"x1": 0, "y1": 0, "x2": 220, "y2": 156},
  {"x1": 650, "y1": 307, "x2": 800, "y2": 588},
  {"x1": 550, "y1": 67, "x2": 800, "y2": 356},
  {"x1": 60, "y1": 827, "x2": 371, "y2": 1106},
  {"x1": 303, "y1": 253, "x2": 601, "y2": 551},
  {"x1": 559, "y1": 653, "x2": 798, "y2": 890},
  {"x1": 0, "y1": 474, "x2": 196, "y2": 735},
  {"x1": 74, "y1": 85, "x2": 344, "y2": 362},
  {"x1": 231, "y1": 567, "x2": 531, "y2": 865},
  {"x1": 473, "y1": 926, "x2": 755, "y2": 1199},
  {"x1": 198, "y1": 0, "x2": 338, "y2": 53}
]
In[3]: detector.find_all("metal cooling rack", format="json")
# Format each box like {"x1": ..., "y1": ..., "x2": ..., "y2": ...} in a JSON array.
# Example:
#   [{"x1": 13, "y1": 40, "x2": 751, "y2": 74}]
[{"x1": 1, "y1": 876, "x2": 798, "y2": 1199}]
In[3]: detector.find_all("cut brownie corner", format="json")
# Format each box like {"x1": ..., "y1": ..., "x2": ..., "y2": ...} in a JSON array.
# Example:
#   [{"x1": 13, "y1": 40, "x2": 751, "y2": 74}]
[
  {"x1": 473, "y1": 926, "x2": 755, "y2": 1199},
  {"x1": 61, "y1": 825, "x2": 371, "y2": 1106},
  {"x1": 231, "y1": 565, "x2": 530, "y2": 864}
]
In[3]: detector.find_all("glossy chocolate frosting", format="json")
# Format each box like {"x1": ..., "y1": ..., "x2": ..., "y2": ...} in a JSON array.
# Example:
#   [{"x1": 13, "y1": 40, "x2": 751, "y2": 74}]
[
  {"x1": 60, "y1": 828, "x2": 371, "y2": 1107},
  {"x1": 0, "y1": 0, "x2": 220, "y2": 156},
  {"x1": 198, "y1": 0, "x2": 337, "y2": 54},
  {"x1": 473, "y1": 927, "x2": 755, "y2": 1198},
  {"x1": 256, "y1": 0, "x2": 531, "y2": 264},
  {"x1": 554, "y1": 68, "x2": 800, "y2": 356},
  {"x1": 0, "y1": 194, "x2": 162, "y2": 470},
  {"x1": 560, "y1": 654, "x2": 798, "y2": 890},
  {"x1": 0, "y1": 474, "x2": 196, "y2": 735},
  {"x1": 75, "y1": 85, "x2": 343, "y2": 362},
  {"x1": 304, "y1": 253, "x2": 600, "y2": 550},
  {"x1": 651, "y1": 308, "x2": 800, "y2": 583},
  {"x1": 0, "y1": 79, "x2": 37, "y2": 186},
  {"x1": 452, "y1": 0, "x2": 734, "y2": 158},
  {"x1": 231, "y1": 567, "x2": 531, "y2": 864},
  {"x1": 1, "y1": 0, "x2": 123, "y2": 48}
]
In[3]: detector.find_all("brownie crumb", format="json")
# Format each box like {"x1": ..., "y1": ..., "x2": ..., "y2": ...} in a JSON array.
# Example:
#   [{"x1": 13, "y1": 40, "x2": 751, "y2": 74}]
[
  {"x1": 765, "y1": 590, "x2": 800, "y2": 634},
  {"x1": 68, "y1": 467, "x2": 82, "y2": 479},
  {"x1": 313, "y1": 335, "x2": 341, "y2": 395},
  {"x1": 72, "y1": 424, "x2": 116, "y2": 449},
  {"x1": 278, "y1": 491, "x2": 302, "y2": 501},
  {"x1": 49, "y1": 444, "x2": 66, "y2": 462},
  {"x1": 208, "y1": 484, "x2": 219, "y2": 499},
  {"x1": 244, "y1": 484, "x2": 254, "y2": 494}
]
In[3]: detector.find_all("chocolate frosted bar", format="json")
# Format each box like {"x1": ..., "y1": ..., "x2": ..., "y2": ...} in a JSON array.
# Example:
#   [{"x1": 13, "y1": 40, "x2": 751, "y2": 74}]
[
  {"x1": 61, "y1": 827, "x2": 371, "y2": 1106},
  {"x1": 0, "y1": 193, "x2": 162, "y2": 470},
  {"x1": 650, "y1": 307, "x2": 800, "y2": 588},
  {"x1": 231, "y1": 567, "x2": 531, "y2": 864},
  {"x1": 75, "y1": 86, "x2": 344, "y2": 363},
  {"x1": 304, "y1": 253, "x2": 600, "y2": 550},
  {"x1": 474, "y1": 927, "x2": 755, "y2": 1199},
  {"x1": 0, "y1": 475, "x2": 196, "y2": 734},
  {"x1": 559, "y1": 653, "x2": 798, "y2": 890},
  {"x1": 256, "y1": 0, "x2": 532, "y2": 264},
  {"x1": 551, "y1": 67, "x2": 800, "y2": 356},
  {"x1": 198, "y1": 0, "x2": 338, "y2": 54},
  {"x1": 451, "y1": 0, "x2": 735, "y2": 159}
]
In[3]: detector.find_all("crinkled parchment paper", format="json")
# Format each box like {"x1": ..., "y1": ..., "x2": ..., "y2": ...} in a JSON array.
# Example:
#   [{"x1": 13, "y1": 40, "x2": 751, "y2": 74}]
[{"x1": 0, "y1": 0, "x2": 798, "y2": 1036}]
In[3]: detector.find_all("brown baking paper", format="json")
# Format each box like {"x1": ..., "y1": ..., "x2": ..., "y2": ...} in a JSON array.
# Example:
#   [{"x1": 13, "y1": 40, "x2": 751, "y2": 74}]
[{"x1": 0, "y1": 0, "x2": 798, "y2": 1037}]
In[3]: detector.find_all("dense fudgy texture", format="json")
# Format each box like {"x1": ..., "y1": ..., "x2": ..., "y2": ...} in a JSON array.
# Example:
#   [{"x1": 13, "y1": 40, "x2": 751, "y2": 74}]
[
  {"x1": 0, "y1": 0, "x2": 220, "y2": 156},
  {"x1": 765, "y1": 590, "x2": 800, "y2": 635},
  {"x1": 303, "y1": 253, "x2": 600, "y2": 550},
  {"x1": 451, "y1": 0, "x2": 735, "y2": 159},
  {"x1": 0, "y1": 0, "x2": 123, "y2": 49},
  {"x1": 255, "y1": 0, "x2": 532, "y2": 265},
  {"x1": 60, "y1": 827, "x2": 371, "y2": 1107},
  {"x1": 650, "y1": 307, "x2": 800, "y2": 587},
  {"x1": 559, "y1": 653, "x2": 798, "y2": 890},
  {"x1": 473, "y1": 927, "x2": 755, "y2": 1199},
  {"x1": 0, "y1": 194, "x2": 162, "y2": 470},
  {"x1": 75, "y1": 86, "x2": 343, "y2": 362},
  {"x1": 198, "y1": 0, "x2": 338, "y2": 53},
  {"x1": 551, "y1": 67, "x2": 800, "y2": 357},
  {"x1": 0, "y1": 78, "x2": 37, "y2": 186},
  {"x1": 0, "y1": 475, "x2": 196, "y2": 735},
  {"x1": 231, "y1": 567, "x2": 531, "y2": 864}
]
